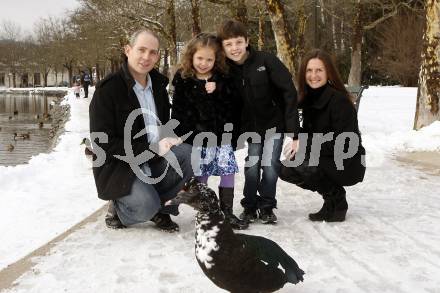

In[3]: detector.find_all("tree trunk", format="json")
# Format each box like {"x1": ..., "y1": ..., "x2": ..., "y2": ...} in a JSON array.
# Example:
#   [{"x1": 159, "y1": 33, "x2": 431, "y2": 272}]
[
  {"x1": 162, "y1": 49, "x2": 170, "y2": 77},
  {"x1": 235, "y1": 0, "x2": 248, "y2": 25},
  {"x1": 257, "y1": 2, "x2": 266, "y2": 50},
  {"x1": 190, "y1": 0, "x2": 201, "y2": 36},
  {"x1": 348, "y1": 0, "x2": 362, "y2": 86},
  {"x1": 414, "y1": 0, "x2": 440, "y2": 130},
  {"x1": 95, "y1": 63, "x2": 101, "y2": 82},
  {"x1": 166, "y1": 0, "x2": 177, "y2": 67},
  {"x1": 295, "y1": 0, "x2": 307, "y2": 68},
  {"x1": 265, "y1": 0, "x2": 297, "y2": 79}
]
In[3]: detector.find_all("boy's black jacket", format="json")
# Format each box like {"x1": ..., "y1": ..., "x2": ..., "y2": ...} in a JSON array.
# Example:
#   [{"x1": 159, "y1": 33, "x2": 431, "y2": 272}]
[{"x1": 227, "y1": 47, "x2": 300, "y2": 138}]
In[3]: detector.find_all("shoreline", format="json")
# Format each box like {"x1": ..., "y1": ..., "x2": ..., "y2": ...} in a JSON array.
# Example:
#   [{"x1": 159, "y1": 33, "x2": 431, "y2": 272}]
[{"x1": 0, "y1": 205, "x2": 106, "y2": 291}]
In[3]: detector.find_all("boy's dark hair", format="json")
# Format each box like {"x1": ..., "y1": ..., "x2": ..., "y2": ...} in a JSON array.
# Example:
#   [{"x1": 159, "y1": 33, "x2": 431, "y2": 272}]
[{"x1": 217, "y1": 19, "x2": 248, "y2": 41}]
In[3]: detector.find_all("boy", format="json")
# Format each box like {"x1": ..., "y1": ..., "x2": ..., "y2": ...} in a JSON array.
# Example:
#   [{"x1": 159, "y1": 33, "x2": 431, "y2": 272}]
[{"x1": 217, "y1": 20, "x2": 300, "y2": 224}]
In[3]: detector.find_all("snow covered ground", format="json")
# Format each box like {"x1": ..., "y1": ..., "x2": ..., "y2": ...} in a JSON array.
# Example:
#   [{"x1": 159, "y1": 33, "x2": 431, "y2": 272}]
[{"x1": 1, "y1": 86, "x2": 440, "y2": 292}]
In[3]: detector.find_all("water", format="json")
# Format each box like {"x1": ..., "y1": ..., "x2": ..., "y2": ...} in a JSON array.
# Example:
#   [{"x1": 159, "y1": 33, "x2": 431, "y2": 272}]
[{"x1": 0, "y1": 91, "x2": 65, "y2": 166}]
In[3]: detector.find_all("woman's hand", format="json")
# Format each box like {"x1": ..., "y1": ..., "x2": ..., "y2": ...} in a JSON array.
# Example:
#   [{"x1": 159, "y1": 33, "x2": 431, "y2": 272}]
[{"x1": 283, "y1": 139, "x2": 299, "y2": 160}]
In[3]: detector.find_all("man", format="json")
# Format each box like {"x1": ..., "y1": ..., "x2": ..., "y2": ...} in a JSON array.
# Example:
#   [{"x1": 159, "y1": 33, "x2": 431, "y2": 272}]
[
  {"x1": 89, "y1": 29, "x2": 193, "y2": 232},
  {"x1": 217, "y1": 20, "x2": 300, "y2": 224},
  {"x1": 81, "y1": 71, "x2": 91, "y2": 98}
]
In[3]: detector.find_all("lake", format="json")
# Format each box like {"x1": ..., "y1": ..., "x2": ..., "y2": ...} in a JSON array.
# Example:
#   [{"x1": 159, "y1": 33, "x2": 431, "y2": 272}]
[{"x1": 0, "y1": 91, "x2": 66, "y2": 166}]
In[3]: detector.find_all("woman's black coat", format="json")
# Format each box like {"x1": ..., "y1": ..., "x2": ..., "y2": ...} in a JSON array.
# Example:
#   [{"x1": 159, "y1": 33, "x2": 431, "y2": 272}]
[
  {"x1": 299, "y1": 85, "x2": 366, "y2": 186},
  {"x1": 171, "y1": 71, "x2": 241, "y2": 148}
]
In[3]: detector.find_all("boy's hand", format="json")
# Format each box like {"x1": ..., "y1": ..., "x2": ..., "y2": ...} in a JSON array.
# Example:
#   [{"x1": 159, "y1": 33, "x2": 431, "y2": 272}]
[{"x1": 205, "y1": 81, "x2": 216, "y2": 94}]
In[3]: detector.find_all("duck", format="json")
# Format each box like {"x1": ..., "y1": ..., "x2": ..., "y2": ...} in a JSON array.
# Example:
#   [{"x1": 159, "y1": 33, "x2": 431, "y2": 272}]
[
  {"x1": 13, "y1": 132, "x2": 30, "y2": 140},
  {"x1": 6, "y1": 144, "x2": 14, "y2": 152},
  {"x1": 38, "y1": 121, "x2": 44, "y2": 128},
  {"x1": 167, "y1": 178, "x2": 305, "y2": 293},
  {"x1": 80, "y1": 138, "x2": 94, "y2": 156},
  {"x1": 13, "y1": 110, "x2": 18, "y2": 116}
]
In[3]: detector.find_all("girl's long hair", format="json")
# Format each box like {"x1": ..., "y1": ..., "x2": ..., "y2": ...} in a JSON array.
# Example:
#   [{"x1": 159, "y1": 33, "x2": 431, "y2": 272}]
[
  {"x1": 297, "y1": 49, "x2": 350, "y2": 103},
  {"x1": 178, "y1": 33, "x2": 227, "y2": 78}
]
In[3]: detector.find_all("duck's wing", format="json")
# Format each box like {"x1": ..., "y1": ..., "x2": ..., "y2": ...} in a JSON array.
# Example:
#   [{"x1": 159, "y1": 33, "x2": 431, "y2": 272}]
[{"x1": 236, "y1": 233, "x2": 305, "y2": 284}]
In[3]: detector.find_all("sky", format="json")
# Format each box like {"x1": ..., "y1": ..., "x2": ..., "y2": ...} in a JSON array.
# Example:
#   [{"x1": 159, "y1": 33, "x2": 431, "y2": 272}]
[{"x1": 0, "y1": 0, "x2": 79, "y2": 36}]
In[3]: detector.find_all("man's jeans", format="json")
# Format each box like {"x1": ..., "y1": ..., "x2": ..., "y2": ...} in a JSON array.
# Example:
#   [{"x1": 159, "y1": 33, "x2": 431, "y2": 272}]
[
  {"x1": 241, "y1": 134, "x2": 283, "y2": 210},
  {"x1": 114, "y1": 143, "x2": 193, "y2": 226}
]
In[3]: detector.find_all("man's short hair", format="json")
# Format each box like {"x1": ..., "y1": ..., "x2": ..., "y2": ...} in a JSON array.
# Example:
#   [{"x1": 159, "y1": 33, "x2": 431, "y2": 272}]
[
  {"x1": 217, "y1": 19, "x2": 248, "y2": 41},
  {"x1": 128, "y1": 28, "x2": 160, "y2": 47}
]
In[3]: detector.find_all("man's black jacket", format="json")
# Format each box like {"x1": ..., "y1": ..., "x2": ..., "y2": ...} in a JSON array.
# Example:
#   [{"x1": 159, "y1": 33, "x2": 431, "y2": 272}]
[{"x1": 89, "y1": 62, "x2": 170, "y2": 200}]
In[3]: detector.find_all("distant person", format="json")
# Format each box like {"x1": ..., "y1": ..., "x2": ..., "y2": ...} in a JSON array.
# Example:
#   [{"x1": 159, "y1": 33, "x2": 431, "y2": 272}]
[
  {"x1": 171, "y1": 33, "x2": 248, "y2": 230},
  {"x1": 81, "y1": 71, "x2": 91, "y2": 98},
  {"x1": 217, "y1": 20, "x2": 300, "y2": 225},
  {"x1": 280, "y1": 49, "x2": 366, "y2": 222},
  {"x1": 73, "y1": 80, "x2": 81, "y2": 98},
  {"x1": 89, "y1": 29, "x2": 194, "y2": 232}
]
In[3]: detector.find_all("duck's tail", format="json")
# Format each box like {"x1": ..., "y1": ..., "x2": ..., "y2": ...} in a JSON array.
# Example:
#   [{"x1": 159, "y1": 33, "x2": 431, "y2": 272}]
[{"x1": 281, "y1": 254, "x2": 305, "y2": 284}]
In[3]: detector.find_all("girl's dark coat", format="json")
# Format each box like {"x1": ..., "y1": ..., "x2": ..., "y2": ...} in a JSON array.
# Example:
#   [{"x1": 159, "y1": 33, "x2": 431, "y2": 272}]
[
  {"x1": 171, "y1": 71, "x2": 241, "y2": 148},
  {"x1": 300, "y1": 85, "x2": 366, "y2": 186}
]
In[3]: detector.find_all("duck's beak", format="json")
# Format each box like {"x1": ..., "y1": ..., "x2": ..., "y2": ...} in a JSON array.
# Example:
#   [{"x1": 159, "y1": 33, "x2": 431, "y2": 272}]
[{"x1": 165, "y1": 190, "x2": 192, "y2": 206}]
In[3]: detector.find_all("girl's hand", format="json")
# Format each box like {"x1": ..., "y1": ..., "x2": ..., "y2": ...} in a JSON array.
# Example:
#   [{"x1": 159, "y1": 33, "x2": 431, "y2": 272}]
[{"x1": 205, "y1": 81, "x2": 216, "y2": 94}]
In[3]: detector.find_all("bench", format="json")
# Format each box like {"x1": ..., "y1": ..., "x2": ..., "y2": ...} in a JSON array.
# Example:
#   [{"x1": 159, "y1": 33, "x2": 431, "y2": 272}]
[{"x1": 346, "y1": 85, "x2": 369, "y2": 113}]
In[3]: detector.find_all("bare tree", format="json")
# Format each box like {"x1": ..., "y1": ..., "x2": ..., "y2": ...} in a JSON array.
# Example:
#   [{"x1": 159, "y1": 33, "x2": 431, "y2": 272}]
[
  {"x1": 0, "y1": 20, "x2": 24, "y2": 87},
  {"x1": 191, "y1": 0, "x2": 202, "y2": 36},
  {"x1": 264, "y1": 0, "x2": 297, "y2": 78},
  {"x1": 414, "y1": 0, "x2": 440, "y2": 129},
  {"x1": 372, "y1": 11, "x2": 423, "y2": 86},
  {"x1": 257, "y1": 1, "x2": 267, "y2": 50}
]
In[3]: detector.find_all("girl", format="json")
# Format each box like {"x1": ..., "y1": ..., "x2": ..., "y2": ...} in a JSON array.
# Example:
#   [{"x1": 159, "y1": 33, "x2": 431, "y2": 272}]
[
  {"x1": 171, "y1": 33, "x2": 247, "y2": 230},
  {"x1": 280, "y1": 49, "x2": 366, "y2": 222},
  {"x1": 73, "y1": 79, "x2": 81, "y2": 98}
]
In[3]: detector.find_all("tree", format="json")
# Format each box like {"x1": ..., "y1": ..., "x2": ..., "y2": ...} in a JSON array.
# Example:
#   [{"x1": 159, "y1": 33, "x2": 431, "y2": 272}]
[
  {"x1": 372, "y1": 11, "x2": 423, "y2": 86},
  {"x1": 190, "y1": 0, "x2": 202, "y2": 36},
  {"x1": 413, "y1": 0, "x2": 440, "y2": 129},
  {"x1": 0, "y1": 20, "x2": 23, "y2": 87},
  {"x1": 264, "y1": 0, "x2": 297, "y2": 77}
]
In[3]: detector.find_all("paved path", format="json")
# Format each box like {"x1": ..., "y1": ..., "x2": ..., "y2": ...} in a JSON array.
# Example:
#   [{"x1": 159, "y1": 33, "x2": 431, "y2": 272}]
[{"x1": 0, "y1": 205, "x2": 107, "y2": 291}]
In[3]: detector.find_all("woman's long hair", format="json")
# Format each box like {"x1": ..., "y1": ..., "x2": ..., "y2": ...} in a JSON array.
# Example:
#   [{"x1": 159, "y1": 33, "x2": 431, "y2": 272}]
[
  {"x1": 297, "y1": 49, "x2": 350, "y2": 103},
  {"x1": 177, "y1": 32, "x2": 227, "y2": 79}
]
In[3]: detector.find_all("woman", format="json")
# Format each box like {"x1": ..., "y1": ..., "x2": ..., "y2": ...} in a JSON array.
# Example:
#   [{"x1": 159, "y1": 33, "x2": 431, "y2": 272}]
[{"x1": 280, "y1": 49, "x2": 366, "y2": 222}]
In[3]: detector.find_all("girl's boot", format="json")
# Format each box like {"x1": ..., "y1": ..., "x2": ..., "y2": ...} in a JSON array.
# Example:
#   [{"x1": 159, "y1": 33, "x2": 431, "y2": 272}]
[{"x1": 219, "y1": 187, "x2": 249, "y2": 230}]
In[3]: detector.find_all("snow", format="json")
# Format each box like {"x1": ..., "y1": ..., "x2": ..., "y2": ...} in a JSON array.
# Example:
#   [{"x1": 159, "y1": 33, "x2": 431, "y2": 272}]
[{"x1": 1, "y1": 86, "x2": 440, "y2": 293}]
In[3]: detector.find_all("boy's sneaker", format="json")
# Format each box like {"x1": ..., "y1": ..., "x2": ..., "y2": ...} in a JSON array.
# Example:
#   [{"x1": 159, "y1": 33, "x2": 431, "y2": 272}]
[
  {"x1": 259, "y1": 208, "x2": 277, "y2": 224},
  {"x1": 239, "y1": 208, "x2": 258, "y2": 223},
  {"x1": 151, "y1": 213, "x2": 179, "y2": 233},
  {"x1": 105, "y1": 201, "x2": 126, "y2": 229}
]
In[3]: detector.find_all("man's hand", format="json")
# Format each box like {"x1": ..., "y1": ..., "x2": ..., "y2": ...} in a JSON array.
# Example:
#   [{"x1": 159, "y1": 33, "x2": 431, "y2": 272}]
[
  {"x1": 283, "y1": 139, "x2": 299, "y2": 160},
  {"x1": 205, "y1": 81, "x2": 216, "y2": 94},
  {"x1": 158, "y1": 137, "x2": 182, "y2": 156}
]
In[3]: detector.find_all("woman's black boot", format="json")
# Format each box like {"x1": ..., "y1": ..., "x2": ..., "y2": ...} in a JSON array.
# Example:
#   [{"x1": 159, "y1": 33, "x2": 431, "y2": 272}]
[{"x1": 309, "y1": 186, "x2": 348, "y2": 222}]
